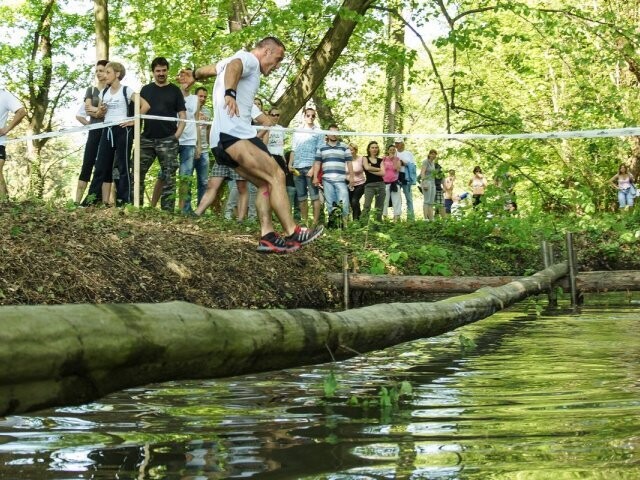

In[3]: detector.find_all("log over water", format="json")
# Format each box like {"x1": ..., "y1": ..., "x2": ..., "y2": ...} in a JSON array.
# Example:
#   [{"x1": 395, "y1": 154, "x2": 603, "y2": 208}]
[
  {"x1": 328, "y1": 270, "x2": 640, "y2": 294},
  {"x1": 0, "y1": 262, "x2": 568, "y2": 417},
  {"x1": 326, "y1": 273, "x2": 521, "y2": 293}
]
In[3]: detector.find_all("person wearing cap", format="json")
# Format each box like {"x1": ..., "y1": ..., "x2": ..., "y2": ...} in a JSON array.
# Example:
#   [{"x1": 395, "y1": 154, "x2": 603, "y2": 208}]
[{"x1": 394, "y1": 137, "x2": 416, "y2": 220}]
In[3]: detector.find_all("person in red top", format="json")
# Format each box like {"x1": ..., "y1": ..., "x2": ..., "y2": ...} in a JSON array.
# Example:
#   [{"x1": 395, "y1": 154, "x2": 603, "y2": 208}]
[{"x1": 382, "y1": 144, "x2": 402, "y2": 221}]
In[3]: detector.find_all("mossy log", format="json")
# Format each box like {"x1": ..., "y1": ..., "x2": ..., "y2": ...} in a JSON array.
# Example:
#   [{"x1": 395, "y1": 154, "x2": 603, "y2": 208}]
[
  {"x1": 331, "y1": 270, "x2": 640, "y2": 294},
  {"x1": 0, "y1": 262, "x2": 567, "y2": 416},
  {"x1": 327, "y1": 273, "x2": 521, "y2": 293},
  {"x1": 555, "y1": 270, "x2": 640, "y2": 293}
]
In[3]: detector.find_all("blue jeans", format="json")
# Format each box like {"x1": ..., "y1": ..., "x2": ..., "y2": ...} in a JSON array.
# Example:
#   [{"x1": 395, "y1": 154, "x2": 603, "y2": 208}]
[
  {"x1": 179, "y1": 145, "x2": 209, "y2": 213},
  {"x1": 618, "y1": 187, "x2": 635, "y2": 208},
  {"x1": 293, "y1": 167, "x2": 319, "y2": 201},
  {"x1": 401, "y1": 182, "x2": 415, "y2": 220},
  {"x1": 323, "y1": 179, "x2": 350, "y2": 216}
]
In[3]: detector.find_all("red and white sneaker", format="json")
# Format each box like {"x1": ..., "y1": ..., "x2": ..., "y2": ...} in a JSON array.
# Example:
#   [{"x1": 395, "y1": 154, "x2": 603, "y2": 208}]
[
  {"x1": 285, "y1": 225, "x2": 324, "y2": 248},
  {"x1": 257, "y1": 232, "x2": 300, "y2": 253}
]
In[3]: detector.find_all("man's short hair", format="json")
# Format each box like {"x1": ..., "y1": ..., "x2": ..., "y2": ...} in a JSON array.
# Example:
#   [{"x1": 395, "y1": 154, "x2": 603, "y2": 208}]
[
  {"x1": 107, "y1": 61, "x2": 126, "y2": 80},
  {"x1": 256, "y1": 36, "x2": 285, "y2": 51},
  {"x1": 151, "y1": 57, "x2": 169, "y2": 71},
  {"x1": 96, "y1": 60, "x2": 108, "y2": 67},
  {"x1": 303, "y1": 107, "x2": 316, "y2": 115},
  {"x1": 195, "y1": 86, "x2": 208, "y2": 94},
  {"x1": 328, "y1": 123, "x2": 338, "y2": 130}
]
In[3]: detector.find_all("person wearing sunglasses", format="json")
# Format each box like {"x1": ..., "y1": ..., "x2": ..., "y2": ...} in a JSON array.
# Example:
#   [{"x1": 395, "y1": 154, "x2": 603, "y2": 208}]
[{"x1": 289, "y1": 107, "x2": 324, "y2": 226}]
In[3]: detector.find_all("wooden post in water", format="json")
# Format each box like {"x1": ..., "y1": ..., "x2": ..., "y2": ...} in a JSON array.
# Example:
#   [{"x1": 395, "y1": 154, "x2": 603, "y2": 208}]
[
  {"x1": 565, "y1": 232, "x2": 579, "y2": 306},
  {"x1": 342, "y1": 254, "x2": 350, "y2": 310},
  {"x1": 133, "y1": 93, "x2": 141, "y2": 208},
  {"x1": 542, "y1": 241, "x2": 558, "y2": 306}
]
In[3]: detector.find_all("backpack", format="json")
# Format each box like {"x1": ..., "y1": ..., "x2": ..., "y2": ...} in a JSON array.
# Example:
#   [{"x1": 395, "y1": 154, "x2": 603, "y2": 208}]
[
  {"x1": 101, "y1": 85, "x2": 135, "y2": 118},
  {"x1": 405, "y1": 162, "x2": 417, "y2": 186}
]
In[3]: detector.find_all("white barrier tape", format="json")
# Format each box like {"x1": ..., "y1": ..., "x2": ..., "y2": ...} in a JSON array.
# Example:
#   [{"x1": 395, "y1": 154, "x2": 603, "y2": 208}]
[
  {"x1": 4, "y1": 117, "x2": 137, "y2": 145},
  {"x1": 6, "y1": 112, "x2": 640, "y2": 145}
]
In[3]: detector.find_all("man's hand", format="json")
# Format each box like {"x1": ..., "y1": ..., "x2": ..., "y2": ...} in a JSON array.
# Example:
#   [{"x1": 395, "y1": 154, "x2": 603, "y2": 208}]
[
  {"x1": 225, "y1": 96, "x2": 239, "y2": 117},
  {"x1": 179, "y1": 69, "x2": 196, "y2": 91}
]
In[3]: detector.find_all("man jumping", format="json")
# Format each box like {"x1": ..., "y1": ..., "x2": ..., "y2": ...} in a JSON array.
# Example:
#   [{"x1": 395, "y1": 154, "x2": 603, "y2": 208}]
[{"x1": 192, "y1": 37, "x2": 323, "y2": 253}]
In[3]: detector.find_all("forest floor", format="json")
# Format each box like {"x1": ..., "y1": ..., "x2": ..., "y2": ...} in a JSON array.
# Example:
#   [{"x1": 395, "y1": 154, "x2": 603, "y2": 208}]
[
  {"x1": 1, "y1": 200, "x2": 638, "y2": 310},
  {"x1": 0, "y1": 201, "x2": 340, "y2": 309}
]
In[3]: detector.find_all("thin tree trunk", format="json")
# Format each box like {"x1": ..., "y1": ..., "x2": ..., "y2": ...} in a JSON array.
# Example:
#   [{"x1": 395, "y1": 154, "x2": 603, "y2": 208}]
[
  {"x1": 94, "y1": 0, "x2": 109, "y2": 61},
  {"x1": 383, "y1": 0, "x2": 405, "y2": 135},
  {"x1": 0, "y1": 263, "x2": 567, "y2": 416},
  {"x1": 277, "y1": 0, "x2": 376, "y2": 125}
]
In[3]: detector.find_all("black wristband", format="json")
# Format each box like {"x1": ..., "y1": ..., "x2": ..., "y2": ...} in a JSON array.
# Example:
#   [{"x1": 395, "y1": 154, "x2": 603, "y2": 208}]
[{"x1": 225, "y1": 88, "x2": 237, "y2": 99}]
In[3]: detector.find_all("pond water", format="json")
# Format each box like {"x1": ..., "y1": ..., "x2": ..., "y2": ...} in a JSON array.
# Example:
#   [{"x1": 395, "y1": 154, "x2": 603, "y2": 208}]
[{"x1": 1, "y1": 295, "x2": 639, "y2": 479}]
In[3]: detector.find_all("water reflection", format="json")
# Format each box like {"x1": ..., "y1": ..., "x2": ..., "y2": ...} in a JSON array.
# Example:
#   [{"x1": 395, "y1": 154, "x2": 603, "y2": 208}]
[{"x1": 0, "y1": 295, "x2": 639, "y2": 478}]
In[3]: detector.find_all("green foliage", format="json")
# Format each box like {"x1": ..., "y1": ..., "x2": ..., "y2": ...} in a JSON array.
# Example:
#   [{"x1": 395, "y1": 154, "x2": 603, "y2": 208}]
[
  {"x1": 323, "y1": 369, "x2": 338, "y2": 398},
  {"x1": 459, "y1": 334, "x2": 477, "y2": 351}
]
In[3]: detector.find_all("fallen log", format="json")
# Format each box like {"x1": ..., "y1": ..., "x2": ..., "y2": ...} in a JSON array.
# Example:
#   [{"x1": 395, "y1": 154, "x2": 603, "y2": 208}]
[
  {"x1": 328, "y1": 270, "x2": 640, "y2": 294},
  {"x1": 327, "y1": 273, "x2": 521, "y2": 293},
  {"x1": 555, "y1": 270, "x2": 640, "y2": 293},
  {"x1": 0, "y1": 262, "x2": 568, "y2": 417}
]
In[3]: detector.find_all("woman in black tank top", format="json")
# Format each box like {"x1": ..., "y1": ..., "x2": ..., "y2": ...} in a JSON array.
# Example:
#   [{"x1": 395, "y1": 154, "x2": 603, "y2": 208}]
[{"x1": 361, "y1": 141, "x2": 386, "y2": 222}]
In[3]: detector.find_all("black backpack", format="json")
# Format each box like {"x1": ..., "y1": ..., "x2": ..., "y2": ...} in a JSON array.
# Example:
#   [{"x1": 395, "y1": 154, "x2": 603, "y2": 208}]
[{"x1": 101, "y1": 85, "x2": 135, "y2": 118}]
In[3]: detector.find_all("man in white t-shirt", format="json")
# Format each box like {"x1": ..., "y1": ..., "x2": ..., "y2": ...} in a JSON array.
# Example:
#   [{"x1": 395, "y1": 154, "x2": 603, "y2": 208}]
[
  {"x1": 394, "y1": 137, "x2": 416, "y2": 221},
  {"x1": 0, "y1": 89, "x2": 26, "y2": 199},
  {"x1": 191, "y1": 37, "x2": 323, "y2": 253}
]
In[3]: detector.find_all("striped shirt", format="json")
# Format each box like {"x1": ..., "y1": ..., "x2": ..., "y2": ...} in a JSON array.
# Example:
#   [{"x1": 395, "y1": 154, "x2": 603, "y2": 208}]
[{"x1": 315, "y1": 141, "x2": 352, "y2": 181}]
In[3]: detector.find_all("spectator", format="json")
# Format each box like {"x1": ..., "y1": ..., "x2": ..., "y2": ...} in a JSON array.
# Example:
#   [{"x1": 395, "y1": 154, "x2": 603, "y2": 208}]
[
  {"x1": 313, "y1": 124, "x2": 353, "y2": 226},
  {"x1": 348, "y1": 142, "x2": 366, "y2": 220},
  {"x1": 76, "y1": 60, "x2": 107, "y2": 204},
  {"x1": 610, "y1": 164, "x2": 635, "y2": 211},
  {"x1": 290, "y1": 107, "x2": 324, "y2": 225},
  {"x1": 0, "y1": 88, "x2": 26, "y2": 199},
  {"x1": 443, "y1": 169, "x2": 456, "y2": 216},
  {"x1": 138, "y1": 57, "x2": 186, "y2": 211},
  {"x1": 434, "y1": 160, "x2": 445, "y2": 217},
  {"x1": 361, "y1": 140, "x2": 386, "y2": 222},
  {"x1": 382, "y1": 144, "x2": 402, "y2": 221},
  {"x1": 194, "y1": 86, "x2": 212, "y2": 207},
  {"x1": 172, "y1": 68, "x2": 200, "y2": 214},
  {"x1": 419, "y1": 149, "x2": 438, "y2": 221},
  {"x1": 85, "y1": 62, "x2": 150, "y2": 206},
  {"x1": 468, "y1": 165, "x2": 487, "y2": 208},
  {"x1": 394, "y1": 137, "x2": 416, "y2": 220},
  {"x1": 263, "y1": 107, "x2": 297, "y2": 213}
]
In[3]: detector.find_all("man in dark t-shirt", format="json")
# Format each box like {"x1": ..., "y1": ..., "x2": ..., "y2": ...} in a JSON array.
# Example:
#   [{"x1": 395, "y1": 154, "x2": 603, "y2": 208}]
[{"x1": 138, "y1": 57, "x2": 186, "y2": 211}]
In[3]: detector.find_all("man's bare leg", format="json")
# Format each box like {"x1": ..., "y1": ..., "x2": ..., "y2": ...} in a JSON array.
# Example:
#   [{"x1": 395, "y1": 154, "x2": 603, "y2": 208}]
[
  {"x1": 227, "y1": 140, "x2": 296, "y2": 236},
  {"x1": 75, "y1": 180, "x2": 87, "y2": 204},
  {"x1": 312, "y1": 198, "x2": 321, "y2": 226},
  {"x1": 236, "y1": 180, "x2": 249, "y2": 221},
  {"x1": 299, "y1": 200, "x2": 309, "y2": 225},
  {"x1": 0, "y1": 160, "x2": 7, "y2": 199},
  {"x1": 195, "y1": 176, "x2": 224, "y2": 216}
]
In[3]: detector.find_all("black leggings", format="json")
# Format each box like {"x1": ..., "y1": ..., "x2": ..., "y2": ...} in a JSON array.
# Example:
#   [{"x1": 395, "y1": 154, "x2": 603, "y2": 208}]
[
  {"x1": 349, "y1": 183, "x2": 365, "y2": 220},
  {"x1": 78, "y1": 127, "x2": 103, "y2": 182},
  {"x1": 86, "y1": 126, "x2": 133, "y2": 204}
]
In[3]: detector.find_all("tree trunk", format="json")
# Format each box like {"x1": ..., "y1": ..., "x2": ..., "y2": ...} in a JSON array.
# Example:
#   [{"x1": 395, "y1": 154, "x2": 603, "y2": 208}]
[
  {"x1": 277, "y1": 0, "x2": 375, "y2": 126},
  {"x1": 0, "y1": 263, "x2": 567, "y2": 416},
  {"x1": 94, "y1": 0, "x2": 109, "y2": 61},
  {"x1": 383, "y1": 0, "x2": 405, "y2": 135}
]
